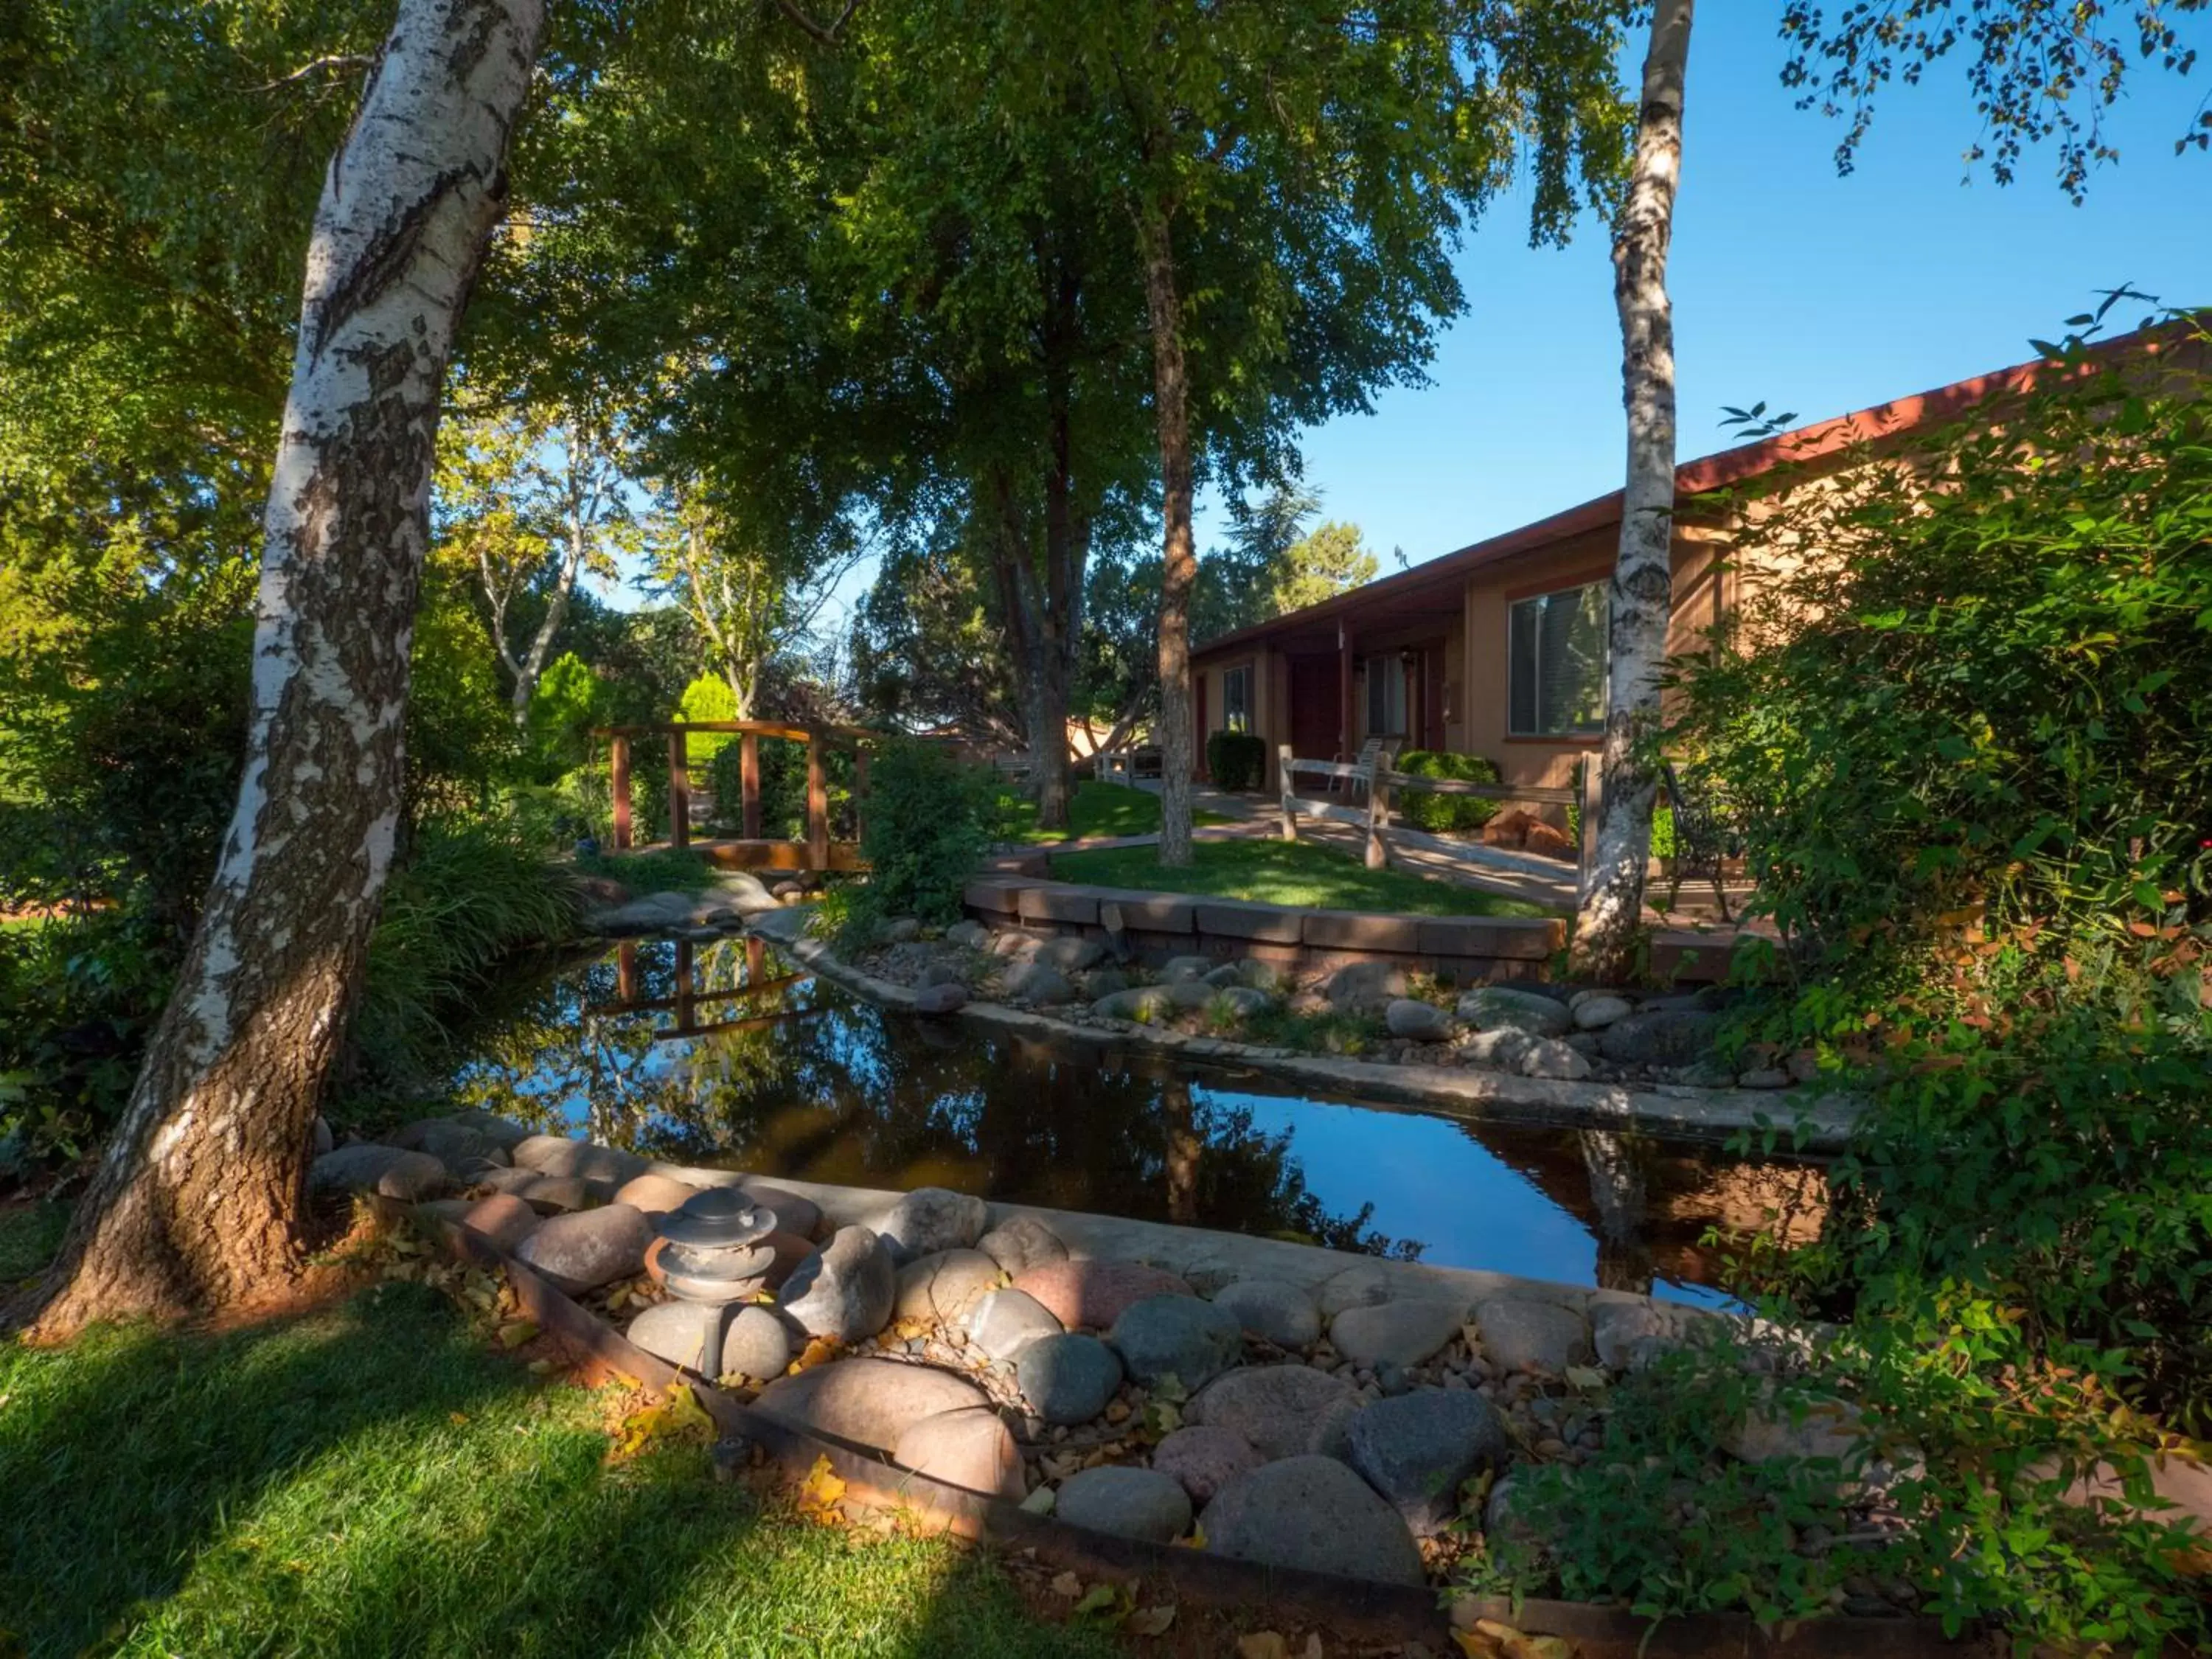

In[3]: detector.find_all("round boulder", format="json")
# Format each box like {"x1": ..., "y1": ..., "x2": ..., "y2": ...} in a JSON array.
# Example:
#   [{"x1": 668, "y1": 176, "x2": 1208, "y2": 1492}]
[
  {"x1": 754, "y1": 1357, "x2": 990, "y2": 1448},
  {"x1": 416, "y1": 1191, "x2": 539, "y2": 1252},
  {"x1": 1014, "y1": 1259, "x2": 1193, "y2": 1331},
  {"x1": 1055, "y1": 1465, "x2": 1192, "y2": 1545},
  {"x1": 1187, "y1": 1363, "x2": 1360, "y2": 1462},
  {"x1": 1211, "y1": 1279, "x2": 1322, "y2": 1350},
  {"x1": 1151, "y1": 1424, "x2": 1263, "y2": 1504},
  {"x1": 509, "y1": 1135, "x2": 650, "y2": 1187},
  {"x1": 513, "y1": 1203, "x2": 653, "y2": 1295},
  {"x1": 893, "y1": 1405, "x2": 1025, "y2": 1500},
  {"x1": 869, "y1": 1187, "x2": 989, "y2": 1259},
  {"x1": 912, "y1": 981, "x2": 967, "y2": 1015},
  {"x1": 1200, "y1": 1455, "x2": 1425, "y2": 1586},
  {"x1": 1470, "y1": 1297, "x2": 1592, "y2": 1376},
  {"x1": 1343, "y1": 1388, "x2": 1513, "y2": 1536},
  {"x1": 1455, "y1": 986, "x2": 1571, "y2": 1038},
  {"x1": 976, "y1": 1214, "x2": 1068, "y2": 1278},
  {"x1": 737, "y1": 1180, "x2": 823, "y2": 1242},
  {"x1": 894, "y1": 1249, "x2": 1004, "y2": 1324},
  {"x1": 778, "y1": 1225, "x2": 897, "y2": 1343},
  {"x1": 1108, "y1": 1293, "x2": 1244, "y2": 1390},
  {"x1": 964, "y1": 1287, "x2": 1064, "y2": 1362},
  {"x1": 310, "y1": 1144, "x2": 448, "y2": 1203},
  {"x1": 1329, "y1": 1298, "x2": 1467, "y2": 1368},
  {"x1": 613, "y1": 1172, "x2": 701, "y2": 1217},
  {"x1": 1326, "y1": 961, "x2": 1409, "y2": 1013},
  {"x1": 1385, "y1": 998, "x2": 1455, "y2": 1041},
  {"x1": 1016, "y1": 1332, "x2": 1124, "y2": 1425}
]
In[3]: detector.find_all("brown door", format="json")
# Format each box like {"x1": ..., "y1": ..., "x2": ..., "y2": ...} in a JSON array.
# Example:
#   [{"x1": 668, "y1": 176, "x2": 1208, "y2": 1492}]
[{"x1": 1287, "y1": 655, "x2": 1338, "y2": 785}]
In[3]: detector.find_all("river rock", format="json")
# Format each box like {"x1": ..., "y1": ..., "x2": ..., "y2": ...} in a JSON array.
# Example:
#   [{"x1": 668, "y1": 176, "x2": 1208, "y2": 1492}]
[
  {"x1": 945, "y1": 919, "x2": 989, "y2": 950},
  {"x1": 894, "y1": 1249, "x2": 1004, "y2": 1323},
  {"x1": 1160, "y1": 955, "x2": 1216, "y2": 983},
  {"x1": 1520, "y1": 1038, "x2": 1593, "y2": 1081},
  {"x1": 720, "y1": 1305, "x2": 796, "y2": 1380},
  {"x1": 1590, "y1": 1298, "x2": 1701, "y2": 1371},
  {"x1": 1092, "y1": 985, "x2": 1175, "y2": 1021},
  {"x1": 1344, "y1": 1389, "x2": 1514, "y2": 1536},
  {"x1": 513, "y1": 1203, "x2": 653, "y2": 1294},
  {"x1": 756, "y1": 1229, "x2": 815, "y2": 1290},
  {"x1": 1055, "y1": 1465, "x2": 1192, "y2": 1544},
  {"x1": 1736, "y1": 1066, "x2": 1792, "y2": 1089},
  {"x1": 1326, "y1": 961, "x2": 1409, "y2": 1012},
  {"x1": 1034, "y1": 936, "x2": 1106, "y2": 973},
  {"x1": 1078, "y1": 967, "x2": 1129, "y2": 998},
  {"x1": 1187, "y1": 1363, "x2": 1360, "y2": 1461},
  {"x1": 755, "y1": 1357, "x2": 990, "y2": 1447},
  {"x1": 1597, "y1": 1008, "x2": 1720, "y2": 1067},
  {"x1": 612, "y1": 1173, "x2": 701, "y2": 1217},
  {"x1": 1571, "y1": 993, "x2": 1635, "y2": 1030},
  {"x1": 1014, "y1": 1259, "x2": 1193, "y2": 1330},
  {"x1": 417, "y1": 1191, "x2": 539, "y2": 1251},
  {"x1": 1210, "y1": 1279, "x2": 1322, "y2": 1349},
  {"x1": 1151, "y1": 1424, "x2": 1264, "y2": 1503},
  {"x1": 738, "y1": 1180, "x2": 823, "y2": 1241},
  {"x1": 310, "y1": 1116, "x2": 335, "y2": 1156},
  {"x1": 509, "y1": 1135, "x2": 650, "y2": 1188},
  {"x1": 965, "y1": 1287, "x2": 1064, "y2": 1360},
  {"x1": 913, "y1": 981, "x2": 967, "y2": 1015},
  {"x1": 1462, "y1": 1028, "x2": 1537, "y2": 1071},
  {"x1": 869, "y1": 1187, "x2": 988, "y2": 1257},
  {"x1": 624, "y1": 1300, "x2": 731, "y2": 1375},
  {"x1": 1200, "y1": 1456, "x2": 1425, "y2": 1586},
  {"x1": 1727, "y1": 1393, "x2": 1866, "y2": 1465},
  {"x1": 976, "y1": 1214, "x2": 1068, "y2": 1277},
  {"x1": 1210, "y1": 985, "x2": 1273, "y2": 1019},
  {"x1": 1107, "y1": 1295, "x2": 1244, "y2": 1389},
  {"x1": 514, "y1": 1175, "x2": 592, "y2": 1214},
  {"x1": 1329, "y1": 1298, "x2": 1467, "y2": 1368},
  {"x1": 1000, "y1": 961, "x2": 1076, "y2": 1004},
  {"x1": 1484, "y1": 1475, "x2": 1546, "y2": 1562},
  {"x1": 1471, "y1": 1296, "x2": 1592, "y2": 1375},
  {"x1": 1455, "y1": 986, "x2": 1571, "y2": 1037},
  {"x1": 893, "y1": 1405, "x2": 1025, "y2": 1500},
  {"x1": 391, "y1": 1118, "x2": 512, "y2": 1169},
  {"x1": 441, "y1": 1109, "x2": 533, "y2": 1150},
  {"x1": 884, "y1": 917, "x2": 922, "y2": 943},
  {"x1": 778, "y1": 1225, "x2": 897, "y2": 1343},
  {"x1": 310, "y1": 1144, "x2": 448, "y2": 1202},
  {"x1": 1384, "y1": 998, "x2": 1455, "y2": 1041},
  {"x1": 1016, "y1": 1332, "x2": 1124, "y2": 1425}
]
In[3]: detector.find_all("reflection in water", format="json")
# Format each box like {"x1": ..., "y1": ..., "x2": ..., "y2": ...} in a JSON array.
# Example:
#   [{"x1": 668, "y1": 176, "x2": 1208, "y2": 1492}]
[{"x1": 452, "y1": 940, "x2": 1826, "y2": 1302}]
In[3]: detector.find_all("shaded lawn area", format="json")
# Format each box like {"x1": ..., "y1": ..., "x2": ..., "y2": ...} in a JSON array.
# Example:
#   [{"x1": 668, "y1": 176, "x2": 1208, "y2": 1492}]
[
  {"x1": 0, "y1": 1271, "x2": 1115, "y2": 1659},
  {"x1": 1002, "y1": 780, "x2": 1231, "y2": 844},
  {"x1": 1048, "y1": 838, "x2": 1557, "y2": 919}
]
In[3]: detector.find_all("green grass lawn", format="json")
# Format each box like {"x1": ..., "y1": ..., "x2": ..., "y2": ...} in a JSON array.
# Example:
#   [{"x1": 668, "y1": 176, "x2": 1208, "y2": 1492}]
[
  {"x1": 574, "y1": 844, "x2": 720, "y2": 894},
  {"x1": 1048, "y1": 837, "x2": 1557, "y2": 918},
  {"x1": 1003, "y1": 780, "x2": 1231, "y2": 844},
  {"x1": 0, "y1": 1265, "x2": 1113, "y2": 1659}
]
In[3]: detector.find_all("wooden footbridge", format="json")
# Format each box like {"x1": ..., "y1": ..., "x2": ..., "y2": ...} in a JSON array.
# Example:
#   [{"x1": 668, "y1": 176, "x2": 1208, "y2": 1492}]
[{"x1": 594, "y1": 720, "x2": 874, "y2": 872}]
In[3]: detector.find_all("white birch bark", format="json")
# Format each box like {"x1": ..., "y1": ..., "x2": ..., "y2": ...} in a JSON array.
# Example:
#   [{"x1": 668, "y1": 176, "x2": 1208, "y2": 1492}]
[
  {"x1": 25, "y1": 0, "x2": 546, "y2": 1336},
  {"x1": 1573, "y1": 0, "x2": 1694, "y2": 982}
]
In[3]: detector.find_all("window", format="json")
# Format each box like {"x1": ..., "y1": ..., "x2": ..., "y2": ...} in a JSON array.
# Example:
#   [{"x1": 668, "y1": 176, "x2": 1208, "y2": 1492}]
[
  {"x1": 1365, "y1": 655, "x2": 1406, "y2": 736},
  {"x1": 1222, "y1": 664, "x2": 1251, "y2": 733},
  {"x1": 1508, "y1": 582, "x2": 1607, "y2": 737}
]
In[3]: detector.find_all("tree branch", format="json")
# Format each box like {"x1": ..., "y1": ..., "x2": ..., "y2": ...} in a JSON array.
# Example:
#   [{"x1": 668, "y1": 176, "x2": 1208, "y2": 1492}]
[
  {"x1": 773, "y1": 0, "x2": 861, "y2": 46},
  {"x1": 253, "y1": 54, "x2": 374, "y2": 94}
]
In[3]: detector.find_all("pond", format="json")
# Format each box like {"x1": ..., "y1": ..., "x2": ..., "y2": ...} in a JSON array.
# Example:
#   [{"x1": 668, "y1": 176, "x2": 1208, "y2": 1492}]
[{"x1": 451, "y1": 937, "x2": 1826, "y2": 1307}]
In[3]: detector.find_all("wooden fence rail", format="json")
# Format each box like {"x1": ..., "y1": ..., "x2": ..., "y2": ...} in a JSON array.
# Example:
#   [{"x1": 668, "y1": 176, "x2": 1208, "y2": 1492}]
[
  {"x1": 592, "y1": 720, "x2": 875, "y2": 874},
  {"x1": 1276, "y1": 743, "x2": 1598, "y2": 887}
]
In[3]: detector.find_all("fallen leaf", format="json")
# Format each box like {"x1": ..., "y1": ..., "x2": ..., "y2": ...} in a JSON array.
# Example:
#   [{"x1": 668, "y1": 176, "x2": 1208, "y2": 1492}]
[
  {"x1": 496, "y1": 1320, "x2": 539, "y2": 1349},
  {"x1": 797, "y1": 1453, "x2": 848, "y2": 1520},
  {"x1": 1070, "y1": 1582, "x2": 1129, "y2": 1625},
  {"x1": 1237, "y1": 1635, "x2": 1288, "y2": 1659},
  {"x1": 448, "y1": 1411, "x2": 470, "y2": 1426},
  {"x1": 1562, "y1": 1364, "x2": 1607, "y2": 1392},
  {"x1": 608, "y1": 1381, "x2": 717, "y2": 1464},
  {"x1": 1049, "y1": 1571, "x2": 1083, "y2": 1599},
  {"x1": 1126, "y1": 1604, "x2": 1177, "y2": 1637}
]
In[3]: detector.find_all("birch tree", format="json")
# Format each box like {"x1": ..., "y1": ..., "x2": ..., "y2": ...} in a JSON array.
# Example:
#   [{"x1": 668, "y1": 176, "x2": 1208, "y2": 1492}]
[
  {"x1": 1572, "y1": 0, "x2": 1694, "y2": 983},
  {"x1": 23, "y1": 0, "x2": 545, "y2": 1337}
]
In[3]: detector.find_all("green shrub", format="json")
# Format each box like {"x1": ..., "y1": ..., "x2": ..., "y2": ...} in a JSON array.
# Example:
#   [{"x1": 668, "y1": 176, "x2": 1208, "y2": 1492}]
[
  {"x1": 0, "y1": 909, "x2": 174, "y2": 1162},
  {"x1": 1205, "y1": 729, "x2": 1267, "y2": 792},
  {"x1": 1394, "y1": 748, "x2": 1501, "y2": 833},
  {"x1": 853, "y1": 739, "x2": 992, "y2": 928},
  {"x1": 703, "y1": 731, "x2": 855, "y2": 841},
  {"x1": 524, "y1": 653, "x2": 610, "y2": 779},
  {"x1": 675, "y1": 675, "x2": 738, "y2": 768}
]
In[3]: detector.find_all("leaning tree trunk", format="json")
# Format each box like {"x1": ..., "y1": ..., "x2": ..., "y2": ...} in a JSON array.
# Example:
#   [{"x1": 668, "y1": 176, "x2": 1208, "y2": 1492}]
[
  {"x1": 1138, "y1": 202, "x2": 1198, "y2": 867},
  {"x1": 21, "y1": 0, "x2": 546, "y2": 1339},
  {"x1": 1572, "y1": 0, "x2": 1694, "y2": 982}
]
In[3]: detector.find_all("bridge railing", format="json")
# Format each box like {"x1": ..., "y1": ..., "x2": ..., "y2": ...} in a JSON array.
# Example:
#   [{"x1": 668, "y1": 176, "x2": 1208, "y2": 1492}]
[{"x1": 592, "y1": 720, "x2": 875, "y2": 873}]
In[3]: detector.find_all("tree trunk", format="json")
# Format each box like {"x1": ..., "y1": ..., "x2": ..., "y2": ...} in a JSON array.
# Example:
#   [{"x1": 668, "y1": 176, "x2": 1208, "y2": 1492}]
[
  {"x1": 507, "y1": 518, "x2": 583, "y2": 728},
  {"x1": 1572, "y1": 0, "x2": 1693, "y2": 981},
  {"x1": 1138, "y1": 201, "x2": 1197, "y2": 867},
  {"x1": 18, "y1": 0, "x2": 545, "y2": 1339}
]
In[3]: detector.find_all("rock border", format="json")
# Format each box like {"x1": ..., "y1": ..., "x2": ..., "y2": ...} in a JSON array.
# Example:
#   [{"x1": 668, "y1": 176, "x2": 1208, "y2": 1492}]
[
  {"x1": 751, "y1": 907, "x2": 1860, "y2": 1152},
  {"x1": 418, "y1": 1206, "x2": 1975, "y2": 1658}
]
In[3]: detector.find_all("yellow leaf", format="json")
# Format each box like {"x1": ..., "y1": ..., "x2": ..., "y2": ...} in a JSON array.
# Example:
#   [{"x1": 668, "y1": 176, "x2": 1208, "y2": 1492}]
[
  {"x1": 496, "y1": 1320, "x2": 539, "y2": 1349},
  {"x1": 1562, "y1": 1364, "x2": 1607, "y2": 1392},
  {"x1": 1237, "y1": 1635, "x2": 1288, "y2": 1659},
  {"x1": 1048, "y1": 1571, "x2": 1082, "y2": 1599},
  {"x1": 1175, "y1": 1523, "x2": 1207, "y2": 1549},
  {"x1": 1453, "y1": 1632, "x2": 1499, "y2": 1658},
  {"x1": 448, "y1": 1411, "x2": 470, "y2": 1426},
  {"x1": 608, "y1": 1382, "x2": 716, "y2": 1463},
  {"x1": 1126, "y1": 1604, "x2": 1177, "y2": 1638},
  {"x1": 798, "y1": 1453, "x2": 848, "y2": 1514}
]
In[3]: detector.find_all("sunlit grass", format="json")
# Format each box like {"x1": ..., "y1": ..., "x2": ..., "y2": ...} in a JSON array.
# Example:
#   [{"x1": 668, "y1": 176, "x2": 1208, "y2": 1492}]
[
  {"x1": 1048, "y1": 838, "x2": 1555, "y2": 919},
  {"x1": 1002, "y1": 780, "x2": 1231, "y2": 844},
  {"x1": 0, "y1": 1279, "x2": 1112, "y2": 1659}
]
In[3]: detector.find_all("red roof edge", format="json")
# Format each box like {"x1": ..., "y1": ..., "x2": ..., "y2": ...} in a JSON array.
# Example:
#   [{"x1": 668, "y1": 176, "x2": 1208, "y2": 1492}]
[{"x1": 1193, "y1": 324, "x2": 2179, "y2": 663}]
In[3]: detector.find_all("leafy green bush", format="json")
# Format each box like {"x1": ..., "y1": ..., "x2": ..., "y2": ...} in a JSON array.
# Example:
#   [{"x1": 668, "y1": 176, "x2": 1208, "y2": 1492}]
[
  {"x1": 1394, "y1": 748, "x2": 1502, "y2": 833},
  {"x1": 852, "y1": 740, "x2": 992, "y2": 927},
  {"x1": 524, "y1": 652, "x2": 610, "y2": 779},
  {"x1": 351, "y1": 819, "x2": 582, "y2": 1087},
  {"x1": 703, "y1": 731, "x2": 855, "y2": 841},
  {"x1": 0, "y1": 910, "x2": 174, "y2": 1162},
  {"x1": 1205, "y1": 729, "x2": 1267, "y2": 792}
]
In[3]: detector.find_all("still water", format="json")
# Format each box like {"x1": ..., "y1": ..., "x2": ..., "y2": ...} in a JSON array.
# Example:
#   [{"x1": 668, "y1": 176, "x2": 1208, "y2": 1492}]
[{"x1": 452, "y1": 938, "x2": 1826, "y2": 1306}]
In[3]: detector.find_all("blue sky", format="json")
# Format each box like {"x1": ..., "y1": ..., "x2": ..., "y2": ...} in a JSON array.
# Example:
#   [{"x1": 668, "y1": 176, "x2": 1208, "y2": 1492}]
[{"x1": 1256, "y1": 12, "x2": 2211, "y2": 567}]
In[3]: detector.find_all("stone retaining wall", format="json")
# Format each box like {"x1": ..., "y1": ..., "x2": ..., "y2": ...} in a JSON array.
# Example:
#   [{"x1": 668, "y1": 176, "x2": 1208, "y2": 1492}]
[{"x1": 964, "y1": 874, "x2": 1567, "y2": 984}]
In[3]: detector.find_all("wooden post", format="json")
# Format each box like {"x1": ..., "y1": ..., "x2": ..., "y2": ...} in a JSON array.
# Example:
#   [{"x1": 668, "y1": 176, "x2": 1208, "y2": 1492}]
[
  {"x1": 745, "y1": 934, "x2": 765, "y2": 984},
  {"x1": 740, "y1": 731, "x2": 761, "y2": 840},
  {"x1": 1366, "y1": 765, "x2": 1390, "y2": 869},
  {"x1": 1277, "y1": 743, "x2": 1298, "y2": 841},
  {"x1": 852, "y1": 743, "x2": 869, "y2": 852},
  {"x1": 1338, "y1": 622, "x2": 1357, "y2": 763},
  {"x1": 615, "y1": 940, "x2": 639, "y2": 1005},
  {"x1": 1576, "y1": 755, "x2": 1601, "y2": 895},
  {"x1": 672, "y1": 938, "x2": 695, "y2": 1034},
  {"x1": 610, "y1": 735, "x2": 633, "y2": 851},
  {"x1": 667, "y1": 728, "x2": 690, "y2": 849},
  {"x1": 806, "y1": 728, "x2": 828, "y2": 870}
]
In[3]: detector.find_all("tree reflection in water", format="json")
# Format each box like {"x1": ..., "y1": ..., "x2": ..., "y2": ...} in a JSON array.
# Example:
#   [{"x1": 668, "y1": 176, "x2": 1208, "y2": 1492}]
[{"x1": 450, "y1": 941, "x2": 1828, "y2": 1292}]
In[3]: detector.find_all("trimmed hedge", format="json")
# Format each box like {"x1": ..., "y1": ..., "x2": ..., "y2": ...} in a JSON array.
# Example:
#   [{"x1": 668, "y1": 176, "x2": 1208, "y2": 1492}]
[
  {"x1": 1206, "y1": 729, "x2": 1267, "y2": 793},
  {"x1": 1395, "y1": 749, "x2": 1503, "y2": 833}
]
